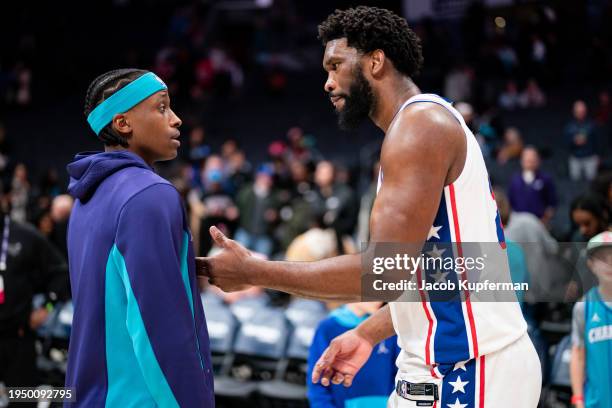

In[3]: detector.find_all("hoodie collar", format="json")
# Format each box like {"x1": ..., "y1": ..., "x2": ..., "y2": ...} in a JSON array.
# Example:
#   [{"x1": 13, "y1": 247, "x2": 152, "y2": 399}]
[{"x1": 67, "y1": 151, "x2": 151, "y2": 202}]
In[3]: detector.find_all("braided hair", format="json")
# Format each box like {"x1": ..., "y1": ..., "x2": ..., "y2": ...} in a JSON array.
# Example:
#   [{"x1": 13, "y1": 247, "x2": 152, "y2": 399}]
[{"x1": 83, "y1": 69, "x2": 148, "y2": 147}]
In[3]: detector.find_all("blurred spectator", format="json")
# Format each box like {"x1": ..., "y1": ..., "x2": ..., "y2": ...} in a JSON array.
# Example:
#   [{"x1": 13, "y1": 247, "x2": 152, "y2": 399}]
[
  {"x1": 498, "y1": 80, "x2": 520, "y2": 110},
  {"x1": 594, "y1": 90, "x2": 610, "y2": 126},
  {"x1": 506, "y1": 241, "x2": 529, "y2": 306},
  {"x1": 275, "y1": 160, "x2": 319, "y2": 250},
  {"x1": 285, "y1": 226, "x2": 342, "y2": 262},
  {"x1": 197, "y1": 155, "x2": 239, "y2": 255},
  {"x1": 497, "y1": 127, "x2": 524, "y2": 165},
  {"x1": 508, "y1": 147, "x2": 557, "y2": 224},
  {"x1": 496, "y1": 188, "x2": 559, "y2": 302},
  {"x1": 307, "y1": 302, "x2": 400, "y2": 408},
  {"x1": 570, "y1": 231, "x2": 612, "y2": 408},
  {"x1": 36, "y1": 211, "x2": 53, "y2": 238},
  {"x1": 454, "y1": 101, "x2": 475, "y2": 131},
  {"x1": 226, "y1": 150, "x2": 252, "y2": 193},
  {"x1": 570, "y1": 193, "x2": 611, "y2": 242},
  {"x1": 496, "y1": 43, "x2": 519, "y2": 75},
  {"x1": 356, "y1": 161, "x2": 379, "y2": 244},
  {"x1": 192, "y1": 47, "x2": 244, "y2": 99},
  {"x1": 444, "y1": 64, "x2": 473, "y2": 103},
  {"x1": 567, "y1": 193, "x2": 612, "y2": 299},
  {"x1": 188, "y1": 126, "x2": 211, "y2": 164},
  {"x1": 0, "y1": 187, "x2": 69, "y2": 393},
  {"x1": 49, "y1": 194, "x2": 73, "y2": 258},
  {"x1": 38, "y1": 168, "x2": 61, "y2": 198},
  {"x1": 0, "y1": 123, "x2": 10, "y2": 174},
  {"x1": 566, "y1": 100, "x2": 598, "y2": 181},
  {"x1": 286, "y1": 127, "x2": 311, "y2": 163},
  {"x1": 285, "y1": 216, "x2": 356, "y2": 262},
  {"x1": 15, "y1": 64, "x2": 32, "y2": 106},
  {"x1": 595, "y1": 90, "x2": 611, "y2": 159},
  {"x1": 592, "y1": 172, "x2": 612, "y2": 208},
  {"x1": 313, "y1": 161, "x2": 357, "y2": 244},
  {"x1": 518, "y1": 79, "x2": 546, "y2": 109},
  {"x1": 234, "y1": 164, "x2": 279, "y2": 256},
  {"x1": 10, "y1": 163, "x2": 30, "y2": 223}
]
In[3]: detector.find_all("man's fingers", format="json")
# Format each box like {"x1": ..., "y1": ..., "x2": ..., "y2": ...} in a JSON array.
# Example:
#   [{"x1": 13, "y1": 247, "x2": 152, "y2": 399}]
[
  {"x1": 209, "y1": 226, "x2": 230, "y2": 248},
  {"x1": 311, "y1": 360, "x2": 327, "y2": 384},
  {"x1": 312, "y1": 341, "x2": 341, "y2": 384},
  {"x1": 320, "y1": 366, "x2": 335, "y2": 387},
  {"x1": 342, "y1": 374, "x2": 354, "y2": 387},
  {"x1": 331, "y1": 372, "x2": 344, "y2": 385}
]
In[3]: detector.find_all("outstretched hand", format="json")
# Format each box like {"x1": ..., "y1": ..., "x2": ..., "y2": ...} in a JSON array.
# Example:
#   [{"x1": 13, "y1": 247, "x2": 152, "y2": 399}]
[
  {"x1": 312, "y1": 328, "x2": 374, "y2": 388},
  {"x1": 195, "y1": 226, "x2": 253, "y2": 292}
]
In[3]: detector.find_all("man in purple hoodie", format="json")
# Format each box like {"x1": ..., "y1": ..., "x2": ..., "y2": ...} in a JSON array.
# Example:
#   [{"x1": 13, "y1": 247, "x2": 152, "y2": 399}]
[
  {"x1": 507, "y1": 146, "x2": 557, "y2": 225},
  {"x1": 64, "y1": 69, "x2": 214, "y2": 407}
]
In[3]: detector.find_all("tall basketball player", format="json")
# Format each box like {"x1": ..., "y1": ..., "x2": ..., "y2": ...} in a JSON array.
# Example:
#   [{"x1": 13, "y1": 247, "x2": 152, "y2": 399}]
[{"x1": 200, "y1": 7, "x2": 541, "y2": 407}]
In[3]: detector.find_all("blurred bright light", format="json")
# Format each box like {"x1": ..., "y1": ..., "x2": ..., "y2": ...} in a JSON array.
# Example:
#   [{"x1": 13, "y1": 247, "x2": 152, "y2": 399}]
[{"x1": 495, "y1": 17, "x2": 507, "y2": 29}]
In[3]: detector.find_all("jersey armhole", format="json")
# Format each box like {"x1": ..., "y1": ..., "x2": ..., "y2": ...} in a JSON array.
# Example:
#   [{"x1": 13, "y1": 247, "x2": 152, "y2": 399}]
[{"x1": 402, "y1": 98, "x2": 472, "y2": 188}]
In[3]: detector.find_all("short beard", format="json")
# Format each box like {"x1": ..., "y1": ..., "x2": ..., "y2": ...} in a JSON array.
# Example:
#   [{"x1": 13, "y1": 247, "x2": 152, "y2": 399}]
[{"x1": 335, "y1": 66, "x2": 375, "y2": 131}]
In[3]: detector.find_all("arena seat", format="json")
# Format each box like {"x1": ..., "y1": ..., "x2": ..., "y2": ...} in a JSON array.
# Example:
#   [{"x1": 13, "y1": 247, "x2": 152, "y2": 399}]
[
  {"x1": 214, "y1": 307, "x2": 291, "y2": 405},
  {"x1": 542, "y1": 335, "x2": 572, "y2": 407}
]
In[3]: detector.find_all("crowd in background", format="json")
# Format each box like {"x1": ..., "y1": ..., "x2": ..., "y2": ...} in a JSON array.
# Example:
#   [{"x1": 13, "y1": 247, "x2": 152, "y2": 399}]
[{"x1": 0, "y1": 1, "x2": 611, "y2": 406}]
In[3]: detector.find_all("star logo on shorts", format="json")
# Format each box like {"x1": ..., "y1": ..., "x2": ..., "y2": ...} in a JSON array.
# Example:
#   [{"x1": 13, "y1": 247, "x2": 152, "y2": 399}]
[{"x1": 447, "y1": 397, "x2": 467, "y2": 408}]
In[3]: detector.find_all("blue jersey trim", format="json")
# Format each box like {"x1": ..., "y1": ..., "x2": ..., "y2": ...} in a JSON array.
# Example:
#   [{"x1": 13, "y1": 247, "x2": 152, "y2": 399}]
[{"x1": 180, "y1": 231, "x2": 204, "y2": 370}]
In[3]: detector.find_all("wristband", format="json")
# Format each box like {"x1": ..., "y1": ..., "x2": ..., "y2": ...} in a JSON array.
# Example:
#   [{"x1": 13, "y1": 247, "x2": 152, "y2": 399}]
[{"x1": 571, "y1": 395, "x2": 584, "y2": 404}]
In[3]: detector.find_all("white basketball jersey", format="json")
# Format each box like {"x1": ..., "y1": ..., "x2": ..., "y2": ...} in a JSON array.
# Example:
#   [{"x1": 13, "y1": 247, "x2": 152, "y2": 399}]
[{"x1": 376, "y1": 94, "x2": 527, "y2": 371}]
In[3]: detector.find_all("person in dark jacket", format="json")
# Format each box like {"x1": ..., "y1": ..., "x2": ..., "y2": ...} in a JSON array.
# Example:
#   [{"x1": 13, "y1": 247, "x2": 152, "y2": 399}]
[
  {"x1": 0, "y1": 183, "x2": 69, "y2": 398},
  {"x1": 65, "y1": 69, "x2": 214, "y2": 407},
  {"x1": 234, "y1": 164, "x2": 279, "y2": 256}
]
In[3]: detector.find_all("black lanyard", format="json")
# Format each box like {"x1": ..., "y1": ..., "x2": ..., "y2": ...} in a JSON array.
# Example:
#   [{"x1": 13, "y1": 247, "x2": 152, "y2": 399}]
[{"x1": 0, "y1": 215, "x2": 10, "y2": 272}]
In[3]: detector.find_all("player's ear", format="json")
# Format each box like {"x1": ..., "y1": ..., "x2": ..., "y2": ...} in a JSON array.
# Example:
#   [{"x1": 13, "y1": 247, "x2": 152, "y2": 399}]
[
  {"x1": 111, "y1": 113, "x2": 132, "y2": 136},
  {"x1": 369, "y1": 49, "x2": 386, "y2": 77}
]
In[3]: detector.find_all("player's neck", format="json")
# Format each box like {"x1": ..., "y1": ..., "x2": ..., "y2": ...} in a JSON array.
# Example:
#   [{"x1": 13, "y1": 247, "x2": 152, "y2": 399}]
[
  {"x1": 372, "y1": 78, "x2": 420, "y2": 133},
  {"x1": 599, "y1": 284, "x2": 612, "y2": 301},
  {"x1": 104, "y1": 145, "x2": 155, "y2": 167}
]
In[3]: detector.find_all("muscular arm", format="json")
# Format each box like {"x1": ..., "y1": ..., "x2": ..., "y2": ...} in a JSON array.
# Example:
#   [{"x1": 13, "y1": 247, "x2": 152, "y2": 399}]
[
  {"x1": 238, "y1": 104, "x2": 463, "y2": 298},
  {"x1": 203, "y1": 104, "x2": 464, "y2": 305},
  {"x1": 247, "y1": 254, "x2": 362, "y2": 302},
  {"x1": 355, "y1": 304, "x2": 394, "y2": 344}
]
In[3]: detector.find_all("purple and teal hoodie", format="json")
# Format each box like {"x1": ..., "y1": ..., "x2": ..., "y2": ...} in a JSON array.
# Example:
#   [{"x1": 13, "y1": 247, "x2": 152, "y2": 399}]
[{"x1": 65, "y1": 151, "x2": 214, "y2": 407}]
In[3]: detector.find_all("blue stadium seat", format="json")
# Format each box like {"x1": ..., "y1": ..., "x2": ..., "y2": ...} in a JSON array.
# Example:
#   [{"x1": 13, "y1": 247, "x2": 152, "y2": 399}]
[
  {"x1": 542, "y1": 335, "x2": 572, "y2": 407},
  {"x1": 230, "y1": 295, "x2": 270, "y2": 322},
  {"x1": 549, "y1": 335, "x2": 572, "y2": 388},
  {"x1": 214, "y1": 307, "x2": 291, "y2": 403},
  {"x1": 257, "y1": 300, "x2": 327, "y2": 407},
  {"x1": 204, "y1": 301, "x2": 239, "y2": 375}
]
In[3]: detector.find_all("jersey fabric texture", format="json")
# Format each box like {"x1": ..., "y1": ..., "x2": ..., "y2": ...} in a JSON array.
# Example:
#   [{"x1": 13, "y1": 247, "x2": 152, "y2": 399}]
[
  {"x1": 377, "y1": 94, "x2": 539, "y2": 407},
  {"x1": 64, "y1": 151, "x2": 214, "y2": 407},
  {"x1": 583, "y1": 287, "x2": 612, "y2": 408}
]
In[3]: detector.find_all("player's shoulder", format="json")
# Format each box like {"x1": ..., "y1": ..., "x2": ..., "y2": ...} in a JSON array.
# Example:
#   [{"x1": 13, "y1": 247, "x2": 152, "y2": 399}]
[
  {"x1": 119, "y1": 175, "x2": 181, "y2": 219},
  {"x1": 387, "y1": 100, "x2": 461, "y2": 145},
  {"x1": 400, "y1": 98, "x2": 460, "y2": 129},
  {"x1": 382, "y1": 100, "x2": 464, "y2": 167}
]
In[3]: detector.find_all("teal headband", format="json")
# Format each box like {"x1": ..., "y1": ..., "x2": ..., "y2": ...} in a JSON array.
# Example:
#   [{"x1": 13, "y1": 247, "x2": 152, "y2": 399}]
[{"x1": 87, "y1": 72, "x2": 168, "y2": 135}]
